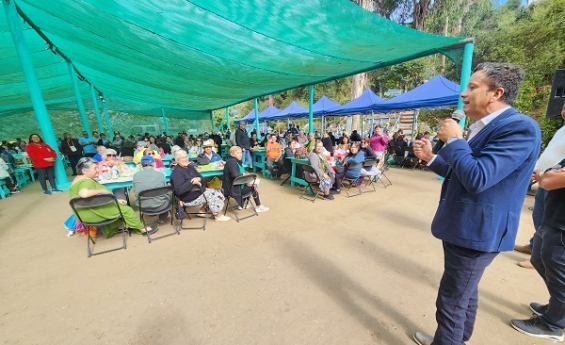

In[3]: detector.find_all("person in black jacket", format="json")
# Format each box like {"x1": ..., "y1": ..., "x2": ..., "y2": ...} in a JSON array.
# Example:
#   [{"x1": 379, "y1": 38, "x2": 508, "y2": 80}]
[
  {"x1": 170, "y1": 150, "x2": 230, "y2": 222},
  {"x1": 223, "y1": 146, "x2": 269, "y2": 213},
  {"x1": 235, "y1": 121, "x2": 251, "y2": 168},
  {"x1": 322, "y1": 132, "x2": 334, "y2": 155}
]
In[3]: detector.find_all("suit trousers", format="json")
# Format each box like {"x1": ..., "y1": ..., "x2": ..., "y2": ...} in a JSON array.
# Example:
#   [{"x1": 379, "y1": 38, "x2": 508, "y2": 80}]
[
  {"x1": 531, "y1": 224, "x2": 565, "y2": 331},
  {"x1": 433, "y1": 242, "x2": 498, "y2": 345}
]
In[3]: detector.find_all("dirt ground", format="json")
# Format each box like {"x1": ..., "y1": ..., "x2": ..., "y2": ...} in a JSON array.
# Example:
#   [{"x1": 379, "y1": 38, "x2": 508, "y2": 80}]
[{"x1": 0, "y1": 167, "x2": 548, "y2": 345}]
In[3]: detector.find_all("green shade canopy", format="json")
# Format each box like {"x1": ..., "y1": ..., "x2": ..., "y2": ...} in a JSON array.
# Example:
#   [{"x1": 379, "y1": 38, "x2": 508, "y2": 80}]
[{"x1": 1, "y1": 0, "x2": 469, "y2": 118}]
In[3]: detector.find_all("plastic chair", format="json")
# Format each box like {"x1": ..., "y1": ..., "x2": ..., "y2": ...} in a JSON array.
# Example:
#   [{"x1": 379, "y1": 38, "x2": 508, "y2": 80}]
[
  {"x1": 0, "y1": 179, "x2": 10, "y2": 199},
  {"x1": 137, "y1": 186, "x2": 178, "y2": 243},
  {"x1": 69, "y1": 194, "x2": 129, "y2": 258},
  {"x1": 223, "y1": 174, "x2": 258, "y2": 222}
]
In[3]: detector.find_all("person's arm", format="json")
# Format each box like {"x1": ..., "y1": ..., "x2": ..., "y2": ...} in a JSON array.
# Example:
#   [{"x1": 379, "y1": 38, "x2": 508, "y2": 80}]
[
  {"x1": 171, "y1": 170, "x2": 196, "y2": 195},
  {"x1": 539, "y1": 159, "x2": 565, "y2": 190},
  {"x1": 77, "y1": 179, "x2": 112, "y2": 198},
  {"x1": 308, "y1": 153, "x2": 325, "y2": 179},
  {"x1": 440, "y1": 116, "x2": 540, "y2": 194},
  {"x1": 381, "y1": 135, "x2": 388, "y2": 145},
  {"x1": 539, "y1": 169, "x2": 565, "y2": 191},
  {"x1": 60, "y1": 140, "x2": 70, "y2": 155}
]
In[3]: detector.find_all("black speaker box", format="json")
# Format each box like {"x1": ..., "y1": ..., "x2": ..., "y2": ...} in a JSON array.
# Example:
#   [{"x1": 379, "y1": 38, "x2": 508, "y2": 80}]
[{"x1": 546, "y1": 69, "x2": 565, "y2": 118}]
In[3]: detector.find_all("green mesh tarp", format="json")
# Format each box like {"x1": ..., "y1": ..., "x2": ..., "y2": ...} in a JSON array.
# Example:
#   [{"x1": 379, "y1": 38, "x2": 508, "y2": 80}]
[{"x1": 1, "y1": 0, "x2": 468, "y2": 119}]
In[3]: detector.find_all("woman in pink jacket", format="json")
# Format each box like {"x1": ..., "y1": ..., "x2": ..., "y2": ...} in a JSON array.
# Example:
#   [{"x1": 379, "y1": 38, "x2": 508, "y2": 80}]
[{"x1": 369, "y1": 126, "x2": 389, "y2": 172}]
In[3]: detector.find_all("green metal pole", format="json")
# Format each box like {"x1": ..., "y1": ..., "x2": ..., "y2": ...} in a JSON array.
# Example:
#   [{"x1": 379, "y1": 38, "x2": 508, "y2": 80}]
[
  {"x1": 254, "y1": 98, "x2": 259, "y2": 135},
  {"x1": 209, "y1": 111, "x2": 215, "y2": 132},
  {"x1": 101, "y1": 99, "x2": 113, "y2": 138},
  {"x1": 90, "y1": 84, "x2": 104, "y2": 133},
  {"x1": 226, "y1": 108, "x2": 231, "y2": 130},
  {"x1": 161, "y1": 107, "x2": 169, "y2": 135},
  {"x1": 67, "y1": 62, "x2": 91, "y2": 136},
  {"x1": 457, "y1": 42, "x2": 474, "y2": 129},
  {"x1": 3, "y1": 0, "x2": 70, "y2": 189},
  {"x1": 308, "y1": 85, "x2": 314, "y2": 134}
]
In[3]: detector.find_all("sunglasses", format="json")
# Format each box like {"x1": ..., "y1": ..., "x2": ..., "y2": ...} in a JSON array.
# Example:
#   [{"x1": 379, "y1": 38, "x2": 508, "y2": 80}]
[
  {"x1": 145, "y1": 152, "x2": 154, "y2": 155},
  {"x1": 106, "y1": 154, "x2": 117, "y2": 157}
]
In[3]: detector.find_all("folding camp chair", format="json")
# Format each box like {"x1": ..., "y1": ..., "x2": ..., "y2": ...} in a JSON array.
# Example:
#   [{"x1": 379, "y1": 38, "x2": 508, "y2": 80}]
[
  {"x1": 361, "y1": 158, "x2": 379, "y2": 193},
  {"x1": 298, "y1": 164, "x2": 324, "y2": 202},
  {"x1": 172, "y1": 183, "x2": 210, "y2": 231},
  {"x1": 69, "y1": 194, "x2": 129, "y2": 258},
  {"x1": 223, "y1": 174, "x2": 259, "y2": 222},
  {"x1": 137, "y1": 186, "x2": 178, "y2": 243}
]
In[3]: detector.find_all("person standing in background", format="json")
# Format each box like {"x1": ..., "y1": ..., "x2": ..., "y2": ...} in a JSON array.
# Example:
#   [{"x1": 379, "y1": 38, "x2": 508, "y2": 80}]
[
  {"x1": 26, "y1": 133, "x2": 64, "y2": 195},
  {"x1": 78, "y1": 131, "x2": 96, "y2": 158},
  {"x1": 60, "y1": 132, "x2": 83, "y2": 176}
]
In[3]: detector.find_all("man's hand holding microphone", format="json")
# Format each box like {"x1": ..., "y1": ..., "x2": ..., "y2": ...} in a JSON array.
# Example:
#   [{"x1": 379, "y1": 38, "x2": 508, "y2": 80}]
[{"x1": 414, "y1": 113, "x2": 464, "y2": 162}]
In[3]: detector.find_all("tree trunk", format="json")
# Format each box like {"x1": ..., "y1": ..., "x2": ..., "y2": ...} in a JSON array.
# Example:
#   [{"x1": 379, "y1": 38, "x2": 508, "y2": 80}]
[
  {"x1": 441, "y1": 16, "x2": 448, "y2": 74},
  {"x1": 412, "y1": 0, "x2": 431, "y2": 31},
  {"x1": 350, "y1": 0, "x2": 371, "y2": 134}
]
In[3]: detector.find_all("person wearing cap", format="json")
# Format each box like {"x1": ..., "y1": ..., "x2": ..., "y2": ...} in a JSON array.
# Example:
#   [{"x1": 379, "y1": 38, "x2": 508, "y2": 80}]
[
  {"x1": 142, "y1": 148, "x2": 165, "y2": 168},
  {"x1": 133, "y1": 155, "x2": 170, "y2": 224},
  {"x1": 133, "y1": 141, "x2": 161, "y2": 164},
  {"x1": 197, "y1": 139, "x2": 222, "y2": 165}
]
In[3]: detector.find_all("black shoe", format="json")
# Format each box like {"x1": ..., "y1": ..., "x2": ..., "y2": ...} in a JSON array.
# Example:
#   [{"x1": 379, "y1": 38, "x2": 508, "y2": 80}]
[
  {"x1": 511, "y1": 316, "x2": 564, "y2": 341},
  {"x1": 329, "y1": 189, "x2": 338, "y2": 195},
  {"x1": 530, "y1": 302, "x2": 549, "y2": 316},
  {"x1": 323, "y1": 194, "x2": 334, "y2": 200},
  {"x1": 142, "y1": 224, "x2": 159, "y2": 237}
]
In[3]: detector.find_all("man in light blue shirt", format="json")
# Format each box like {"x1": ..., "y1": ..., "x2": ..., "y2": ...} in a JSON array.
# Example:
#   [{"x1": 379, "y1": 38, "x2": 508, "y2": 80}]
[{"x1": 78, "y1": 131, "x2": 96, "y2": 157}]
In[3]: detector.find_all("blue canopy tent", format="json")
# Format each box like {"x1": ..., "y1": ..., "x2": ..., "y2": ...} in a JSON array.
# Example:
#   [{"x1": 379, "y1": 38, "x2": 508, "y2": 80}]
[
  {"x1": 268, "y1": 101, "x2": 307, "y2": 120},
  {"x1": 237, "y1": 105, "x2": 282, "y2": 122},
  {"x1": 289, "y1": 96, "x2": 341, "y2": 118},
  {"x1": 375, "y1": 75, "x2": 460, "y2": 112},
  {"x1": 330, "y1": 89, "x2": 385, "y2": 115}
]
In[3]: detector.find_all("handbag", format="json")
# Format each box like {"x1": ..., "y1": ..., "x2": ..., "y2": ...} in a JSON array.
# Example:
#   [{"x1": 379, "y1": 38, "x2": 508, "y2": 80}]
[
  {"x1": 206, "y1": 176, "x2": 222, "y2": 189},
  {"x1": 335, "y1": 165, "x2": 345, "y2": 174},
  {"x1": 175, "y1": 203, "x2": 187, "y2": 220}
]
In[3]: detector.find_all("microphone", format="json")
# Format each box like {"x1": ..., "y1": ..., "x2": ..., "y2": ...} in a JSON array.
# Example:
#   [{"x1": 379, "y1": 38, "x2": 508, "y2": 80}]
[{"x1": 432, "y1": 110, "x2": 466, "y2": 153}]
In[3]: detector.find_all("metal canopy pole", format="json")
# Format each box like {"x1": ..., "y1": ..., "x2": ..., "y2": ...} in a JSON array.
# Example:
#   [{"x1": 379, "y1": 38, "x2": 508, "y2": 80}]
[
  {"x1": 457, "y1": 42, "x2": 474, "y2": 129},
  {"x1": 254, "y1": 98, "x2": 259, "y2": 135},
  {"x1": 101, "y1": 98, "x2": 113, "y2": 138},
  {"x1": 3, "y1": 0, "x2": 70, "y2": 189},
  {"x1": 90, "y1": 84, "x2": 104, "y2": 133},
  {"x1": 308, "y1": 85, "x2": 314, "y2": 134},
  {"x1": 67, "y1": 62, "x2": 91, "y2": 136},
  {"x1": 161, "y1": 107, "x2": 169, "y2": 135},
  {"x1": 224, "y1": 107, "x2": 229, "y2": 131},
  {"x1": 209, "y1": 111, "x2": 215, "y2": 132}
]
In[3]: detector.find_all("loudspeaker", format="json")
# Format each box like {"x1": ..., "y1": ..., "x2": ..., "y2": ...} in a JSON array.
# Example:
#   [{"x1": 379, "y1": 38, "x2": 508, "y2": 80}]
[{"x1": 546, "y1": 69, "x2": 565, "y2": 118}]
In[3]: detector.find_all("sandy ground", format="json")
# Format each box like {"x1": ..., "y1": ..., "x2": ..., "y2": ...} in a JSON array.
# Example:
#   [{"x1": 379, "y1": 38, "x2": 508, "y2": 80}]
[{"x1": 0, "y1": 167, "x2": 548, "y2": 345}]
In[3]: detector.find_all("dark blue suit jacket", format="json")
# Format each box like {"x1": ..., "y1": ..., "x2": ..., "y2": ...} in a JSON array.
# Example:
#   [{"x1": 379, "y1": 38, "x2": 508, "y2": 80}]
[{"x1": 428, "y1": 108, "x2": 540, "y2": 253}]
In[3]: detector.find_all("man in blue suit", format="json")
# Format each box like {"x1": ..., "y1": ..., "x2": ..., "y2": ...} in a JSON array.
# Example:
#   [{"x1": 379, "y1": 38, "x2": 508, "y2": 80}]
[{"x1": 411, "y1": 62, "x2": 541, "y2": 345}]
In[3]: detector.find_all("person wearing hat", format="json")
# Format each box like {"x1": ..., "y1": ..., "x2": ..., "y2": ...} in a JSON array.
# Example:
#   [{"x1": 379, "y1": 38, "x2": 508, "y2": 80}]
[
  {"x1": 133, "y1": 140, "x2": 161, "y2": 164},
  {"x1": 197, "y1": 139, "x2": 222, "y2": 165},
  {"x1": 133, "y1": 155, "x2": 170, "y2": 224}
]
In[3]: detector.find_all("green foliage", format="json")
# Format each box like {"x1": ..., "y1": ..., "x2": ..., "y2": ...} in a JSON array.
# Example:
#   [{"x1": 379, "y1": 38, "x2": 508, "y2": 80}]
[{"x1": 539, "y1": 117, "x2": 564, "y2": 150}]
